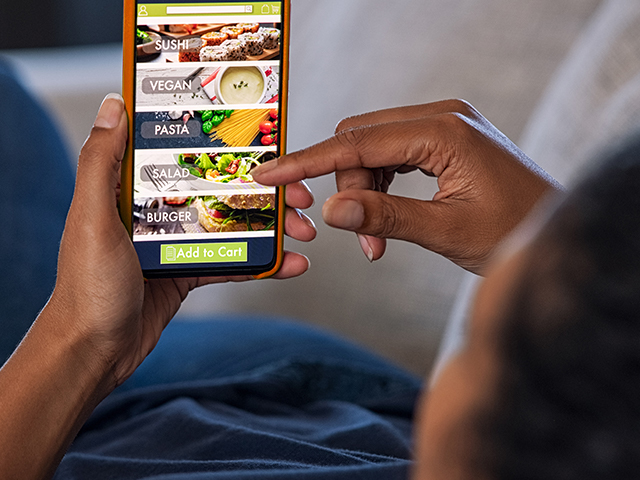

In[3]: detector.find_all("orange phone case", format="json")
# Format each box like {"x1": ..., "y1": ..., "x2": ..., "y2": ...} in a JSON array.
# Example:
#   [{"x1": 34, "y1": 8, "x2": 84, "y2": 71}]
[{"x1": 120, "y1": 0, "x2": 289, "y2": 279}]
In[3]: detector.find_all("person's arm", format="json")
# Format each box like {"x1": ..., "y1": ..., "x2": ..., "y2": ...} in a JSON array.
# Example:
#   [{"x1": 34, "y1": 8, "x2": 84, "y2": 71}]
[
  {"x1": 0, "y1": 304, "x2": 114, "y2": 480},
  {"x1": 253, "y1": 99, "x2": 564, "y2": 274},
  {"x1": 0, "y1": 94, "x2": 316, "y2": 480}
]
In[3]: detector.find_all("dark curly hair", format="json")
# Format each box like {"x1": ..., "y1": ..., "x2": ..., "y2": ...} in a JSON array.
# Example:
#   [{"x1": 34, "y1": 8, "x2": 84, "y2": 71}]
[{"x1": 473, "y1": 135, "x2": 640, "y2": 479}]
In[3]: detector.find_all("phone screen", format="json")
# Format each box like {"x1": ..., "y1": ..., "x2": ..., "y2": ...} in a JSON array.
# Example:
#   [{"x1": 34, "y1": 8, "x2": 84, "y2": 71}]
[{"x1": 130, "y1": 1, "x2": 285, "y2": 277}]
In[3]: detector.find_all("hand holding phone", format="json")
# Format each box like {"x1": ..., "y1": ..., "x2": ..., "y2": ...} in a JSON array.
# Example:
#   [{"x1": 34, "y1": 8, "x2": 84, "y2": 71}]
[
  {"x1": 53, "y1": 92, "x2": 314, "y2": 388},
  {"x1": 121, "y1": 0, "x2": 291, "y2": 278}
]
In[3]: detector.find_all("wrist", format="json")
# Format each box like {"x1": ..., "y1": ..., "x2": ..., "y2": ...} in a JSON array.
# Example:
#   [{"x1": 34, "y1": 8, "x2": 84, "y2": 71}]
[
  {"x1": 0, "y1": 298, "x2": 119, "y2": 478},
  {"x1": 35, "y1": 296, "x2": 119, "y2": 399}
]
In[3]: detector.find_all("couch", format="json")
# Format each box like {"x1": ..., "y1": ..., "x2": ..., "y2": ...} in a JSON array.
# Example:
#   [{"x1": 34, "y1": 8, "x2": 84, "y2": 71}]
[{"x1": 7, "y1": 0, "x2": 634, "y2": 377}]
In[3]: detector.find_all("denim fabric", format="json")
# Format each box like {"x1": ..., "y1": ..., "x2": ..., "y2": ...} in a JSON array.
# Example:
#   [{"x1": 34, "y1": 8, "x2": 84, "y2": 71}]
[
  {"x1": 60, "y1": 351, "x2": 420, "y2": 480},
  {"x1": 0, "y1": 59, "x2": 74, "y2": 364},
  {"x1": 120, "y1": 317, "x2": 420, "y2": 391},
  {"x1": 1, "y1": 64, "x2": 421, "y2": 479}
]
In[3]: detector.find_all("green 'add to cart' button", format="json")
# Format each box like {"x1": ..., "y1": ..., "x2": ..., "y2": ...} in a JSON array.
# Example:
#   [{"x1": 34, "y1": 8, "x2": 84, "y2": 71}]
[{"x1": 161, "y1": 243, "x2": 248, "y2": 264}]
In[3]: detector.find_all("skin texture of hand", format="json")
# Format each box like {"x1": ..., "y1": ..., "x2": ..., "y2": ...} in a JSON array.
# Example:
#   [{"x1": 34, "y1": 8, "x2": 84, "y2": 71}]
[
  {"x1": 53, "y1": 93, "x2": 315, "y2": 386},
  {"x1": 0, "y1": 94, "x2": 316, "y2": 480},
  {"x1": 252, "y1": 99, "x2": 563, "y2": 275}
]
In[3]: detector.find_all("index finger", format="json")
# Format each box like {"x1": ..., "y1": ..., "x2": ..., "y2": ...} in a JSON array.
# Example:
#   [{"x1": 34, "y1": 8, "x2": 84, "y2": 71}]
[
  {"x1": 251, "y1": 113, "x2": 461, "y2": 186},
  {"x1": 334, "y1": 99, "x2": 479, "y2": 134}
]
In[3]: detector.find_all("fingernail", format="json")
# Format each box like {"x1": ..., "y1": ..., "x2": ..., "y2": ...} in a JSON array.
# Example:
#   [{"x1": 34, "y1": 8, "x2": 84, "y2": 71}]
[
  {"x1": 297, "y1": 209, "x2": 317, "y2": 230},
  {"x1": 94, "y1": 93, "x2": 124, "y2": 129},
  {"x1": 252, "y1": 158, "x2": 278, "y2": 179},
  {"x1": 358, "y1": 234, "x2": 374, "y2": 263},
  {"x1": 301, "y1": 180, "x2": 316, "y2": 207},
  {"x1": 323, "y1": 198, "x2": 364, "y2": 230}
]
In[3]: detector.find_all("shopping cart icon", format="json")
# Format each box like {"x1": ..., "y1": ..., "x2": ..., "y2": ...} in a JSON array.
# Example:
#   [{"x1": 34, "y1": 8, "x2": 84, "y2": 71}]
[
  {"x1": 272, "y1": 5, "x2": 280, "y2": 14},
  {"x1": 165, "y1": 245, "x2": 177, "y2": 262}
]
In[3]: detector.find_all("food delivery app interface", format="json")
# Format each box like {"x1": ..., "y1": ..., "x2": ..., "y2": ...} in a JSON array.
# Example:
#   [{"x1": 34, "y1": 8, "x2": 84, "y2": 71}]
[{"x1": 133, "y1": 1, "x2": 283, "y2": 272}]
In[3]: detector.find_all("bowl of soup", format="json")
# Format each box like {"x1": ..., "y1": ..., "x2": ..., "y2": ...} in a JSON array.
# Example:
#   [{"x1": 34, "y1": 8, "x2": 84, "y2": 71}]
[{"x1": 215, "y1": 66, "x2": 267, "y2": 105}]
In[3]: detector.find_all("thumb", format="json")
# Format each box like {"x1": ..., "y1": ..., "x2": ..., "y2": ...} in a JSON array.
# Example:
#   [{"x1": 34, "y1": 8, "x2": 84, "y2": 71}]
[
  {"x1": 74, "y1": 93, "x2": 128, "y2": 215},
  {"x1": 322, "y1": 189, "x2": 460, "y2": 258}
]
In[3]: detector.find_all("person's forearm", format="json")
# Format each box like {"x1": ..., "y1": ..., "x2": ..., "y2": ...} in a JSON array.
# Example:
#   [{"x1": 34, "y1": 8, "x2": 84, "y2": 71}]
[{"x1": 0, "y1": 300, "x2": 115, "y2": 480}]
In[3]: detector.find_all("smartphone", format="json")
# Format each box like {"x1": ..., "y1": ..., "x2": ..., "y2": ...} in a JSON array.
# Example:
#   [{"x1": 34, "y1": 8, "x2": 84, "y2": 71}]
[{"x1": 121, "y1": 0, "x2": 289, "y2": 278}]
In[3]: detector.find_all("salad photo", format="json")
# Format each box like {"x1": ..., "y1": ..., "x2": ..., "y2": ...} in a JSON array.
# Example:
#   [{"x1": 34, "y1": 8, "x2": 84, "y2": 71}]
[
  {"x1": 134, "y1": 150, "x2": 277, "y2": 195},
  {"x1": 176, "y1": 151, "x2": 275, "y2": 184}
]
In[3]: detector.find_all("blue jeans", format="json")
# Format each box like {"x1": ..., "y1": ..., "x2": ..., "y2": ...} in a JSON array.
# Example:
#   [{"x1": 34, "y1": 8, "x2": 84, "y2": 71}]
[
  {"x1": 0, "y1": 58, "x2": 419, "y2": 390},
  {"x1": 0, "y1": 59, "x2": 74, "y2": 363}
]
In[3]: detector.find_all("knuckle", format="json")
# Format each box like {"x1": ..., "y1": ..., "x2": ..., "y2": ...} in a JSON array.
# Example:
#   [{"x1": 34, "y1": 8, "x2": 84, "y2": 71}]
[
  {"x1": 78, "y1": 130, "x2": 120, "y2": 177},
  {"x1": 79, "y1": 126, "x2": 112, "y2": 160},
  {"x1": 380, "y1": 204, "x2": 402, "y2": 238},
  {"x1": 445, "y1": 98, "x2": 476, "y2": 117},
  {"x1": 391, "y1": 201, "x2": 421, "y2": 240},
  {"x1": 368, "y1": 195, "x2": 405, "y2": 238},
  {"x1": 439, "y1": 111, "x2": 473, "y2": 134},
  {"x1": 337, "y1": 169, "x2": 375, "y2": 191},
  {"x1": 79, "y1": 139, "x2": 102, "y2": 165},
  {"x1": 335, "y1": 114, "x2": 363, "y2": 135},
  {"x1": 335, "y1": 118, "x2": 351, "y2": 135},
  {"x1": 334, "y1": 128, "x2": 366, "y2": 167}
]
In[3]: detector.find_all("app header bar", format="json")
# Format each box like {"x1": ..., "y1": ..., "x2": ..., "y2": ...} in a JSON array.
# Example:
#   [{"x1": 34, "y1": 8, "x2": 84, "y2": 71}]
[{"x1": 138, "y1": 2, "x2": 281, "y2": 18}]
